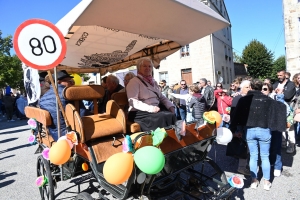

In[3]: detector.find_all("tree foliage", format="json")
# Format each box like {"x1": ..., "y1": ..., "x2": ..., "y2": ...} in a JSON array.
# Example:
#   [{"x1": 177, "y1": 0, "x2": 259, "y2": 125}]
[
  {"x1": 0, "y1": 31, "x2": 23, "y2": 90},
  {"x1": 233, "y1": 52, "x2": 242, "y2": 63},
  {"x1": 240, "y1": 39, "x2": 274, "y2": 79},
  {"x1": 270, "y1": 55, "x2": 286, "y2": 82}
]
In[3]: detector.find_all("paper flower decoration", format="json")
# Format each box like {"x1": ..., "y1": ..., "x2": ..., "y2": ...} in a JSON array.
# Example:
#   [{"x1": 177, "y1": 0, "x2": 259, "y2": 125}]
[
  {"x1": 42, "y1": 148, "x2": 50, "y2": 160},
  {"x1": 151, "y1": 128, "x2": 168, "y2": 147},
  {"x1": 225, "y1": 107, "x2": 231, "y2": 114},
  {"x1": 28, "y1": 135, "x2": 37, "y2": 145},
  {"x1": 58, "y1": 136, "x2": 74, "y2": 149},
  {"x1": 35, "y1": 176, "x2": 48, "y2": 187},
  {"x1": 228, "y1": 175, "x2": 244, "y2": 189},
  {"x1": 66, "y1": 131, "x2": 78, "y2": 145},
  {"x1": 122, "y1": 135, "x2": 133, "y2": 153},
  {"x1": 27, "y1": 118, "x2": 37, "y2": 130}
]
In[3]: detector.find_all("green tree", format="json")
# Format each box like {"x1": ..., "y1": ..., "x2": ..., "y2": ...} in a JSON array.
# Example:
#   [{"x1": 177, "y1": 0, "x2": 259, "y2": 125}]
[
  {"x1": 270, "y1": 55, "x2": 286, "y2": 82},
  {"x1": 233, "y1": 51, "x2": 242, "y2": 63},
  {"x1": 240, "y1": 39, "x2": 274, "y2": 79},
  {"x1": 0, "y1": 31, "x2": 23, "y2": 90}
]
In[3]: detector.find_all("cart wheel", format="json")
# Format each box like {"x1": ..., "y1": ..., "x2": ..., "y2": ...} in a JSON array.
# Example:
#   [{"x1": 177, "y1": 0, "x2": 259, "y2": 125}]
[
  {"x1": 37, "y1": 155, "x2": 55, "y2": 200},
  {"x1": 180, "y1": 157, "x2": 230, "y2": 199},
  {"x1": 74, "y1": 192, "x2": 93, "y2": 200}
]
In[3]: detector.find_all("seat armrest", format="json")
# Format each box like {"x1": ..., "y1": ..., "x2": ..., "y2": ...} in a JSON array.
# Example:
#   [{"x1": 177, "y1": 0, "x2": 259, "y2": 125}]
[{"x1": 106, "y1": 100, "x2": 126, "y2": 133}]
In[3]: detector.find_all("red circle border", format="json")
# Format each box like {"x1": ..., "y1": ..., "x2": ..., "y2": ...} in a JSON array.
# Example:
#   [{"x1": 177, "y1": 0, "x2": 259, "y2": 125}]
[{"x1": 13, "y1": 19, "x2": 66, "y2": 70}]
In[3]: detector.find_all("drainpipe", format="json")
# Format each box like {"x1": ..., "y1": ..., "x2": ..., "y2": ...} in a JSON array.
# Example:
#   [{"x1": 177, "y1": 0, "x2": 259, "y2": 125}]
[{"x1": 210, "y1": 34, "x2": 216, "y2": 84}]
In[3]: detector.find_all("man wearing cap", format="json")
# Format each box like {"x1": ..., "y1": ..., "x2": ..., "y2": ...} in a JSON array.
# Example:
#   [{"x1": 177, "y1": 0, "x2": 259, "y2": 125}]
[{"x1": 40, "y1": 70, "x2": 89, "y2": 141}]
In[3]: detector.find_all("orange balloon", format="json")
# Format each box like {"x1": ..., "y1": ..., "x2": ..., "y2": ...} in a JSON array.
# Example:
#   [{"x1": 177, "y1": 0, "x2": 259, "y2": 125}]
[
  {"x1": 209, "y1": 111, "x2": 222, "y2": 128},
  {"x1": 49, "y1": 140, "x2": 71, "y2": 165},
  {"x1": 82, "y1": 163, "x2": 89, "y2": 171},
  {"x1": 103, "y1": 152, "x2": 133, "y2": 185}
]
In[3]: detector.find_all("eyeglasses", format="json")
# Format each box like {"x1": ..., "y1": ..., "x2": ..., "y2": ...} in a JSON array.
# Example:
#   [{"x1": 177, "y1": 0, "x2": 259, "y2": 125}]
[
  {"x1": 159, "y1": 83, "x2": 164, "y2": 85},
  {"x1": 262, "y1": 88, "x2": 268, "y2": 91}
]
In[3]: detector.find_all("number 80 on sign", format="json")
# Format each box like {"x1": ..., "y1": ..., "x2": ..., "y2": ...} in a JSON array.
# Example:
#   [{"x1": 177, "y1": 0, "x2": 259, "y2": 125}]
[{"x1": 14, "y1": 19, "x2": 66, "y2": 70}]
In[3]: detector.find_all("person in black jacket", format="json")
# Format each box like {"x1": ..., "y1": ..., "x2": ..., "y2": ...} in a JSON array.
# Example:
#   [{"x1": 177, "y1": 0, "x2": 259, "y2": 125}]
[
  {"x1": 273, "y1": 69, "x2": 296, "y2": 104},
  {"x1": 231, "y1": 79, "x2": 286, "y2": 191}
]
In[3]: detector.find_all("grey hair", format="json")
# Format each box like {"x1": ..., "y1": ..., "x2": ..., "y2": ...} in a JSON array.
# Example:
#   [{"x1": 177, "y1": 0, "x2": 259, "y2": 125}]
[
  {"x1": 107, "y1": 74, "x2": 119, "y2": 85},
  {"x1": 124, "y1": 72, "x2": 135, "y2": 80},
  {"x1": 199, "y1": 78, "x2": 207, "y2": 84},
  {"x1": 136, "y1": 57, "x2": 154, "y2": 71},
  {"x1": 240, "y1": 80, "x2": 251, "y2": 89}
]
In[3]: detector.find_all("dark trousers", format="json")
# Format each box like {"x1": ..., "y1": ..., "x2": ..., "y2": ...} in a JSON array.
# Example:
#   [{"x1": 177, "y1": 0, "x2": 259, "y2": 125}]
[{"x1": 269, "y1": 131, "x2": 282, "y2": 171}]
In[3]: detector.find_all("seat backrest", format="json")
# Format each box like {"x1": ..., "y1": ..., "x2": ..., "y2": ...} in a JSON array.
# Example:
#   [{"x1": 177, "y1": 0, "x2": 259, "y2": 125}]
[
  {"x1": 24, "y1": 106, "x2": 52, "y2": 126},
  {"x1": 111, "y1": 92, "x2": 128, "y2": 110},
  {"x1": 65, "y1": 103, "x2": 85, "y2": 143},
  {"x1": 63, "y1": 85, "x2": 105, "y2": 114}
]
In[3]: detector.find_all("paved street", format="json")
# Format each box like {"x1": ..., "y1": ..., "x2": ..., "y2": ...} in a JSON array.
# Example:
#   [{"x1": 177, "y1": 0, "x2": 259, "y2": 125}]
[{"x1": 1, "y1": 116, "x2": 300, "y2": 200}]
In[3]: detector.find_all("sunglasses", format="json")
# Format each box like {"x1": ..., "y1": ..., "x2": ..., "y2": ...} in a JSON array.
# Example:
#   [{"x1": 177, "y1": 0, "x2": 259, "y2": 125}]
[
  {"x1": 262, "y1": 88, "x2": 268, "y2": 91},
  {"x1": 217, "y1": 85, "x2": 221, "y2": 87},
  {"x1": 181, "y1": 83, "x2": 186, "y2": 85},
  {"x1": 159, "y1": 83, "x2": 164, "y2": 84}
]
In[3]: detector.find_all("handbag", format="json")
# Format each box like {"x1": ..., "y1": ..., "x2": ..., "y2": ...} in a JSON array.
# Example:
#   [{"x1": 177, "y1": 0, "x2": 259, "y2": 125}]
[{"x1": 226, "y1": 137, "x2": 248, "y2": 159}]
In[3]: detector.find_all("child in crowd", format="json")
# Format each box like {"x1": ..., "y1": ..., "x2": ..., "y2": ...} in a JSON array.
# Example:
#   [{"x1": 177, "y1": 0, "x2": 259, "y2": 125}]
[{"x1": 170, "y1": 84, "x2": 206, "y2": 123}]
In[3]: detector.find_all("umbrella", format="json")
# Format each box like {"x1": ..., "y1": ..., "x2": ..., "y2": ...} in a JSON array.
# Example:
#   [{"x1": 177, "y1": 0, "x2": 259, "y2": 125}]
[{"x1": 54, "y1": 0, "x2": 229, "y2": 74}]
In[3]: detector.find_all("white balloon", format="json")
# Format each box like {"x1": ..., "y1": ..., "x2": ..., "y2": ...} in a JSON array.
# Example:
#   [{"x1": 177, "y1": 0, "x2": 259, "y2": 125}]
[{"x1": 216, "y1": 127, "x2": 232, "y2": 145}]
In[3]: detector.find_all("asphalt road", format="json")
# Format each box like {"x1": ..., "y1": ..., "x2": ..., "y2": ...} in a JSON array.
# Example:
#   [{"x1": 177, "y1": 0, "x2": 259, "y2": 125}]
[{"x1": 1, "y1": 116, "x2": 300, "y2": 200}]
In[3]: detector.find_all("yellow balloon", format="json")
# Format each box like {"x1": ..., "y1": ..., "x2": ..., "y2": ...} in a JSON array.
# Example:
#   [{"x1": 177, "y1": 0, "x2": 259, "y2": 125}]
[{"x1": 71, "y1": 73, "x2": 82, "y2": 85}]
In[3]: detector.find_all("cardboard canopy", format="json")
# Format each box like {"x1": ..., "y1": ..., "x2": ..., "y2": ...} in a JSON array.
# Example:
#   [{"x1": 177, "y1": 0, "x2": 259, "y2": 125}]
[{"x1": 55, "y1": 0, "x2": 230, "y2": 74}]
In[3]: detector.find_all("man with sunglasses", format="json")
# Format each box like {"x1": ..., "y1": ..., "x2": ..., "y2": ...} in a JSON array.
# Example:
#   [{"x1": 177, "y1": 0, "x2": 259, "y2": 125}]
[{"x1": 174, "y1": 80, "x2": 189, "y2": 121}]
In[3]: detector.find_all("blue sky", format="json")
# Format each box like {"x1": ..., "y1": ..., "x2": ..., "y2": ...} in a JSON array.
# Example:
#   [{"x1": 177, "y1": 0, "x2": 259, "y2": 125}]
[{"x1": 0, "y1": 0, "x2": 285, "y2": 59}]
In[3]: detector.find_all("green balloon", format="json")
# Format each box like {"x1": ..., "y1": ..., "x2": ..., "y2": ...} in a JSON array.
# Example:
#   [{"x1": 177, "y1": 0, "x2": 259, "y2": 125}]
[{"x1": 134, "y1": 146, "x2": 165, "y2": 174}]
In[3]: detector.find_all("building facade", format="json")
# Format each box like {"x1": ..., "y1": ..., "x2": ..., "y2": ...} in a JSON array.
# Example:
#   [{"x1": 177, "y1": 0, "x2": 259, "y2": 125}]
[
  {"x1": 153, "y1": 0, "x2": 234, "y2": 88},
  {"x1": 283, "y1": 0, "x2": 300, "y2": 76}
]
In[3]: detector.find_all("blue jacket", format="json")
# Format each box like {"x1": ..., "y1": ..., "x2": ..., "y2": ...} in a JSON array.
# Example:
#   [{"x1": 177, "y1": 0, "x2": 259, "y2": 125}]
[
  {"x1": 40, "y1": 85, "x2": 68, "y2": 141},
  {"x1": 40, "y1": 85, "x2": 91, "y2": 141}
]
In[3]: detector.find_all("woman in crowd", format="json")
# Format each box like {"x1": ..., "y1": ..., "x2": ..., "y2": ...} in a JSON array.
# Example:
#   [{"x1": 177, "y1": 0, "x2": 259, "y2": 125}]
[
  {"x1": 228, "y1": 82, "x2": 239, "y2": 97},
  {"x1": 126, "y1": 58, "x2": 176, "y2": 131},
  {"x1": 214, "y1": 88, "x2": 232, "y2": 128},
  {"x1": 262, "y1": 82, "x2": 290, "y2": 177},
  {"x1": 231, "y1": 79, "x2": 286, "y2": 191},
  {"x1": 119, "y1": 72, "x2": 136, "y2": 92},
  {"x1": 215, "y1": 83, "x2": 223, "y2": 90}
]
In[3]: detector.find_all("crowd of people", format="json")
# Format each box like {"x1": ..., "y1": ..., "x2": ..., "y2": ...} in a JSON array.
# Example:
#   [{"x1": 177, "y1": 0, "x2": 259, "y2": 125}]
[
  {"x1": 0, "y1": 88, "x2": 27, "y2": 122},
  {"x1": 3, "y1": 57, "x2": 300, "y2": 191}
]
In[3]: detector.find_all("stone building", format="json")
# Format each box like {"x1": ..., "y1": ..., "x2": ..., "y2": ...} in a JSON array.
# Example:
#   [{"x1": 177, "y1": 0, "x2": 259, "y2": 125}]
[
  {"x1": 282, "y1": 0, "x2": 300, "y2": 76},
  {"x1": 153, "y1": 0, "x2": 234, "y2": 88}
]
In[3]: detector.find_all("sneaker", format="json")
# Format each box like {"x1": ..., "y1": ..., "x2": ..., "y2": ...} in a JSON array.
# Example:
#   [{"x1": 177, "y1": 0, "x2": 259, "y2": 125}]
[
  {"x1": 264, "y1": 182, "x2": 272, "y2": 191},
  {"x1": 250, "y1": 181, "x2": 259, "y2": 189},
  {"x1": 237, "y1": 168, "x2": 251, "y2": 176},
  {"x1": 274, "y1": 169, "x2": 281, "y2": 177},
  {"x1": 286, "y1": 143, "x2": 295, "y2": 154},
  {"x1": 10, "y1": 119, "x2": 15, "y2": 122}
]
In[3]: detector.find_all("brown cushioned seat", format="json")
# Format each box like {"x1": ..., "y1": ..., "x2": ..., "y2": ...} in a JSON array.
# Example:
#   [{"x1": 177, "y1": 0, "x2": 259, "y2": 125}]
[
  {"x1": 24, "y1": 106, "x2": 54, "y2": 147},
  {"x1": 63, "y1": 85, "x2": 126, "y2": 163},
  {"x1": 111, "y1": 92, "x2": 141, "y2": 133}
]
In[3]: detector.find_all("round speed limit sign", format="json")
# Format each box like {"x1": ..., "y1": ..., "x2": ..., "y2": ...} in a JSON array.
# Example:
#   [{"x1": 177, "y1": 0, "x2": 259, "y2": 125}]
[{"x1": 14, "y1": 19, "x2": 66, "y2": 70}]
